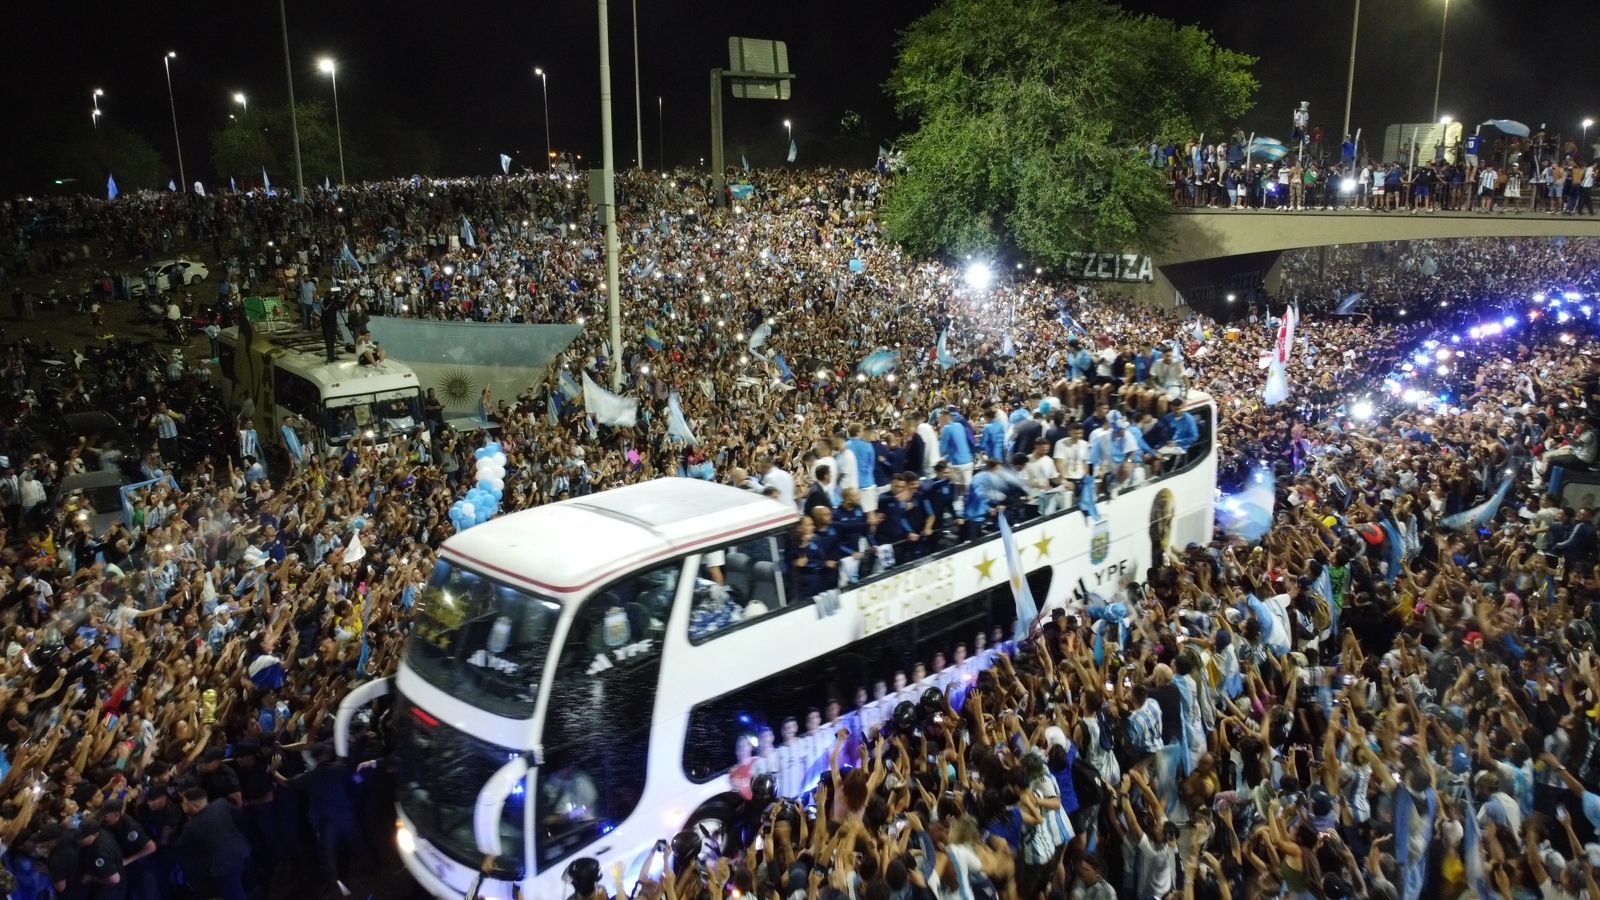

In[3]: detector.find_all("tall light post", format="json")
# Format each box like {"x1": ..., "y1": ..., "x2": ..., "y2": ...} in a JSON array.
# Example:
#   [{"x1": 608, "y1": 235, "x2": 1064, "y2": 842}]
[
  {"x1": 1341, "y1": 0, "x2": 1359, "y2": 147},
  {"x1": 598, "y1": 0, "x2": 623, "y2": 390},
  {"x1": 91, "y1": 88, "x2": 104, "y2": 129},
  {"x1": 318, "y1": 58, "x2": 346, "y2": 186},
  {"x1": 631, "y1": 0, "x2": 644, "y2": 169},
  {"x1": 1585, "y1": 119, "x2": 1596, "y2": 160},
  {"x1": 278, "y1": 0, "x2": 305, "y2": 200},
  {"x1": 657, "y1": 95, "x2": 665, "y2": 170},
  {"x1": 534, "y1": 67, "x2": 551, "y2": 171},
  {"x1": 162, "y1": 52, "x2": 186, "y2": 192},
  {"x1": 233, "y1": 92, "x2": 247, "y2": 113},
  {"x1": 1431, "y1": 0, "x2": 1451, "y2": 123}
]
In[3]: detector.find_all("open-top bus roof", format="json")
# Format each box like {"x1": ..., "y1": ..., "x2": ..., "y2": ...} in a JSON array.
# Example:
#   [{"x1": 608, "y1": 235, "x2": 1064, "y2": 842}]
[
  {"x1": 439, "y1": 479, "x2": 799, "y2": 597},
  {"x1": 221, "y1": 326, "x2": 419, "y2": 397}
]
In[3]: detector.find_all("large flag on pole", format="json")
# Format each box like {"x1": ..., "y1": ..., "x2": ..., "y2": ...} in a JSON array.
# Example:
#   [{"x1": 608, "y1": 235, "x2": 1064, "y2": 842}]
[
  {"x1": 581, "y1": 372, "x2": 638, "y2": 427},
  {"x1": 168, "y1": 180, "x2": 177, "y2": 192},
  {"x1": 460, "y1": 214, "x2": 477, "y2": 249},
  {"x1": 229, "y1": 176, "x2": 238, "y2": 194},
  {"x1": 499, "y1": 153, "x2": 513, "y2": 175},
  {"x1": 787, "y1": 140, "x2": 798, "y2": 163},
  {"x1": 998, "y1": 515, "x2": 1039, "y2": 642},
  {"x1": 106, "y1": 174, "x2": 119, "y2": 201},
  {"x1": 1274, "y1": 303, "x2": 1298, "y2": 365},
  {"x1": 341, "y1": 242, "x2": 364, "y2": 274},
  {"x1": 262, "y1": 167, "x2": 272, "y2": 194}
]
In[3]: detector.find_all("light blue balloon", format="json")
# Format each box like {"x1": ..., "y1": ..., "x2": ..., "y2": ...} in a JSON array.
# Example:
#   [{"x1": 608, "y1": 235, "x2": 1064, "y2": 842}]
[
  {"x1": 488, "y1": 487, "x2": 503, "y2": 501},
  {"x1": 475, "y1": 447, "x2": 491, "y2": 460}
]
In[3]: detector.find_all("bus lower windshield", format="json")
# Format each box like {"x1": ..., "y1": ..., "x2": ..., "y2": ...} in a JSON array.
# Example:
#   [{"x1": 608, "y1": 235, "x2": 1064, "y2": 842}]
[
  {"x1": 393, "y1": 694, "x2": 526, "y2": 878},
  {"x1": 405, "y1": 560, "x2": 561, "y2": 718},
  {"x1": 324, "y1": 389, "x2": 423, "y2": 444}
]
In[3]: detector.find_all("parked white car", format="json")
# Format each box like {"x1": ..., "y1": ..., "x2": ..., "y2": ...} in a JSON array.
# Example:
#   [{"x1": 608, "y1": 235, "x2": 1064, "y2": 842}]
[{"x1": 131, "y1": 259, "x2": 210, "y2": 296}]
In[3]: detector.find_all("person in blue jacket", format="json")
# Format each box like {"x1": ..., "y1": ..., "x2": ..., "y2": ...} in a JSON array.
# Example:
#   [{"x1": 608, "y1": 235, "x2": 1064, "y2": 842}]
[{"x1": 981, "y1": 407, "x2": 1009, "y2": 462}]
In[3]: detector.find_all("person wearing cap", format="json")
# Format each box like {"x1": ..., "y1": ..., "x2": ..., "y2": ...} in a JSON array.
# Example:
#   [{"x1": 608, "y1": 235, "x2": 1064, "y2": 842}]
[
  {"x1": 100, "y1": 798, "x2": 159, "y2": 900},
  {"x1": 1087, "y1": 410, "x2": 1155, "y2": 491},
  {"x1": 76, "y1": 816, "x2": 126, "y2": 898}
]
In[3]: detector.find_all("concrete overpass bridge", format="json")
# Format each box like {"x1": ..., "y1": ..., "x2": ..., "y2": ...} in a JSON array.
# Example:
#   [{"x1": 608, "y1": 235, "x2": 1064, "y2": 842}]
[{"x1": 1115, "y1": 209, "x2": 1600, "y2": 314}]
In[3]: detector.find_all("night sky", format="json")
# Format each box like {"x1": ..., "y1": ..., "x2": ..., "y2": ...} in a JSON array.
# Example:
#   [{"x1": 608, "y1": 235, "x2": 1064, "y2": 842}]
[{"x1": 5, "y1": 0, "x2": 1598, "y2": 192}]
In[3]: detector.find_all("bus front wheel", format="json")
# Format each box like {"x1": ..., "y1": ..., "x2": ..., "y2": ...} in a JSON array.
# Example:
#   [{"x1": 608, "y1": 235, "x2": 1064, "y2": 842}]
[{"x1": 685, "y1": 797, "x2": 742, "y2": 861}]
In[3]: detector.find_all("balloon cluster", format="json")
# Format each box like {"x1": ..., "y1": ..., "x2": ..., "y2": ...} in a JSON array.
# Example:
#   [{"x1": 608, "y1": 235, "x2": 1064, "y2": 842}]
[{"x1": 451, "y1": 441, "x2": 508, "y2": 531}]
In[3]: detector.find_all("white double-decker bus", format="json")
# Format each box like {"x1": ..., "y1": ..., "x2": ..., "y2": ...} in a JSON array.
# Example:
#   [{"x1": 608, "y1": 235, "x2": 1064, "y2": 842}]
[{"x1": 336, "y1": 392, "x2": 1218, "y2": 900}]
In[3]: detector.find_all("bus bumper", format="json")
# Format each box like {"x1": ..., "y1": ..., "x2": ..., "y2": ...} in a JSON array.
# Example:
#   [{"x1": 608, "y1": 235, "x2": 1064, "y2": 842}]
[{"x1": 396, "y1": 809, "x2": 520, "y2": 900}]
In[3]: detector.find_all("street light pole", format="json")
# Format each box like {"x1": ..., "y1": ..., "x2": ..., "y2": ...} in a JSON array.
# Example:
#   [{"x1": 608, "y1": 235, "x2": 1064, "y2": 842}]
[
  {"x1": 1431, "y1": 0, "x2": 1450, "y2": 123},
  {"x1": 658, "y1": 96, "x2": 664, "y2": 170},
  {"x1": 535, "y1": 68, "x2": 551, "y2": 171},
  {"x1": 319, "y1": 60, "x2": 346, "y2": 185},
  {"x1": 598, "y1": 0, "x2": 624, "y2": 390},
  {"x1": 162, "y1": 53, "x2": 186, "y2": 192},
  {"x1": 1341, "y1": 0, "x2": 1359, "y2": 146},
  {"x1": 278, "y1": 0, "x2": 305, "y2": 200},
  {"x1": 632, "y1": 0, "x2": 644, "y2": 169},
  {"x1": 1585, "y1": 119, "x2": 1595, "y2": 160}
]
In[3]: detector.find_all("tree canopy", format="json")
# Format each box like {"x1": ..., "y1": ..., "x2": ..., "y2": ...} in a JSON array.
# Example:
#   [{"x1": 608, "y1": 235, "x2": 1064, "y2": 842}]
[{"x1": 883, "y1": 0, "x2": 1257, "y2": 263}]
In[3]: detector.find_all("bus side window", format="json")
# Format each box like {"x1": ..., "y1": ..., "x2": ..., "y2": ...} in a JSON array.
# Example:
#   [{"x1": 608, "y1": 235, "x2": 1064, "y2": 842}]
[{"x1": 689, "y1": 533, "x2": 785, "y2": 643}]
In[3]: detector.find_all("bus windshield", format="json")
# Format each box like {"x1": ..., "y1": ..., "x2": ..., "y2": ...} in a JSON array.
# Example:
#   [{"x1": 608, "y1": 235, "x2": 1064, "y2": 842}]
[
  {"x1": 405, "y1": 560, "x2": 561, "y2": 718},
  {"x1": 393, "y1": 694, "x2": 526, "y2": 878},
  {"x1": 324, "y1": 388, "x2": 423, "y2": 444}
]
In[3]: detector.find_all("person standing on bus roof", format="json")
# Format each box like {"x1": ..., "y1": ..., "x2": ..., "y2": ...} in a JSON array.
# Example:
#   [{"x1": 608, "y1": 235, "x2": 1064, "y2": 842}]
[
  {"x1": 939, "y1": 409, "x2": 975, "y2": 490},
  {"x1": 846, "y1": 424, "x2": 878, "y2": 512},
  {"x1": 321, "y1": 288, "x2": 344, "y2": 363}
]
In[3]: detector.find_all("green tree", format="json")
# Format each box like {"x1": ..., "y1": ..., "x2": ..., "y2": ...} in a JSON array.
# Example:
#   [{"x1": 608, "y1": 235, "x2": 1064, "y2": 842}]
[
  {"x1": 883, "y1": 0, "x2": 1257, "y2": 262},
  {"x1": 31, "y1": 117, "x2": 165, "y2": 194},
  {"x1": 209, "y1": 100, "x2": 343, "y2": 190}
]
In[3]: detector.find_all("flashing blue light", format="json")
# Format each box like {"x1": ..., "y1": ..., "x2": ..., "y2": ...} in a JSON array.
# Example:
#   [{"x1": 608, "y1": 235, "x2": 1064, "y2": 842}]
[
  {"x1": 737, "y1": 714, "x2": 753, "y2": 725},
  {"x1": 1559, "y1": 311, "x2": 1573, "y2": 324},
  {"x1": 1450, "y1": 335, "x2": 1460, "y2": 344},
  {"x1": 1502, "y1": 315, "x2": 1517, "y2": 328},
  {"x1": 1534, "y1": 293, "x2": 1547, "y2": 303}
]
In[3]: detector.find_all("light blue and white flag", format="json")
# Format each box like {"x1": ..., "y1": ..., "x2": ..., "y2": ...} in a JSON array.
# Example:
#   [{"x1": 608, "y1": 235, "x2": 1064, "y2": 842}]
[
  {"x1": 740, "y1": 153, "x2": 750, "y2": 172},
  {"x1": 324, "y1": 175, "x2": 332, "y2": 191},
  {"x1": 460, "y1": 214, "x2": 477, "y2": 249},
  {"x1": 936, "y1": 327, "x2": 957, "y2": 369},
  {"x1": 857, "y1": 350, "x2": 899, "y2": 377},
  {"x1": 262, "y1": 167, "x2": 272, "y2": 194},
  {"x1": 558, "y1": 369, "x2": 582, "y2": 401},
  {"x1": 341, "y1": 242, "x2": 364, "y2": 274},
  {"x1": 500, "y1": 153, "x2": 513, "y2": 175},
  {"x1": 667, "y1": 391, "x2": 697, "y2": 446},
  {"x1": 747, "y1": 321, "x2": 772, "y2": 355},
  {"x1": 581, "y1": 372, "x2": 638, "y2": 427},
  {"x1": 168, "y1": 180, "x2": 177, "y2": 192},
  {"x1": 787, "y1": 140, "x2": 798, "y2": 163},
  {"x1": 229, "y1": 176, "x2": 238, "y2": 194},
  {"x1": 107, "y1": 174, "x2": 119, "y2": 201},
  {"x1": 1441, "y1": 470, "x2": 1515, "y2": 532},
  {"x1": 193, "y1": 181, "x2": 206, "y2": 197},
  {"x1": 998, "y1": 515, "x2": 1039, "y2": 643},
  {"x1": 1079, "y1": 475, "x2": 1100, "y2": 521},
  {"x1": 774, "y1": 353, "x2": 795, "y2": 382}
]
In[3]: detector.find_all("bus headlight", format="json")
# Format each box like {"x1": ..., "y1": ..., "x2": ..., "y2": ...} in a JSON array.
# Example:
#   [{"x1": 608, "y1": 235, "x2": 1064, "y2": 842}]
[{"x1": 396, "y1": 820, "x2": 416, "y2": 855}]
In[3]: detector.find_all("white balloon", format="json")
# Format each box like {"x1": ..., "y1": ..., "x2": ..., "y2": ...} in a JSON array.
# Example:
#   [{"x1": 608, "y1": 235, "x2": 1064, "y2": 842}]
[
  {"x1": 487, "y1": 476, "x2": 505, "y2": 492},
  {"x1": 460, "y1": 502, "x2": 476, "y2": 518},
  {"x1": 491, "y1": 452, "x2": 507, "y2": 467}
]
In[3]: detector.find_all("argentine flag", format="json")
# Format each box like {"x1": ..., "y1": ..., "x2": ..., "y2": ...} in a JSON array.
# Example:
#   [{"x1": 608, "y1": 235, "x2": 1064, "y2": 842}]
[
  {"x1": 107, "y1": 174, "x2": 119, "y2": 201},
  {"x1": 998, "y1": 515, "x2": 1039, "y2": 642}
]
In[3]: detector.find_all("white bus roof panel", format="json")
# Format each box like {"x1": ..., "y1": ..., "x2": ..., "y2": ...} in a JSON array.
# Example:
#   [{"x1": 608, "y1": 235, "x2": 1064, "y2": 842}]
[
  {"x1": 439, "y1": 479, "x2": 798, "y2": 596},
  {"x1": 221, "y1": 326, "x2": 420, "y2": 397}
]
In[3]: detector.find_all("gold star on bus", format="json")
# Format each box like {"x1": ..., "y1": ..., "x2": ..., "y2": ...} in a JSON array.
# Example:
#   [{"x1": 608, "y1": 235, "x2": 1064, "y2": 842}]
[
  {"x1": 975, "y1": 554, "x2": 998, "y2": 581},
  {"x1": 1033, "y1": 534, "x2": 1054, "y2": 559}
]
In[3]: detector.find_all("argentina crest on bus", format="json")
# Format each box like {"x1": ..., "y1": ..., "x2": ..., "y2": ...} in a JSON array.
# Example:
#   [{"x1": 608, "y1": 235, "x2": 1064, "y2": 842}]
[{"x1": 1090, "y1": 516, "x2": 1112, "y2": 565}]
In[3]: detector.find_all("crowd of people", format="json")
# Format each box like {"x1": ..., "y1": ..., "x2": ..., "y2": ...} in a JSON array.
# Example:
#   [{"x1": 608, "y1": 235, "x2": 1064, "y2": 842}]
[
  {"x1": 1156, "y1": 125, "x2": 1600, "y2": 215},
  {"x1": 1276, "y1": 237, "x2": 1600, "y2": 318},
  {"x1": 0, "y1": 167, "x2": 1595, "y2": 900}
]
